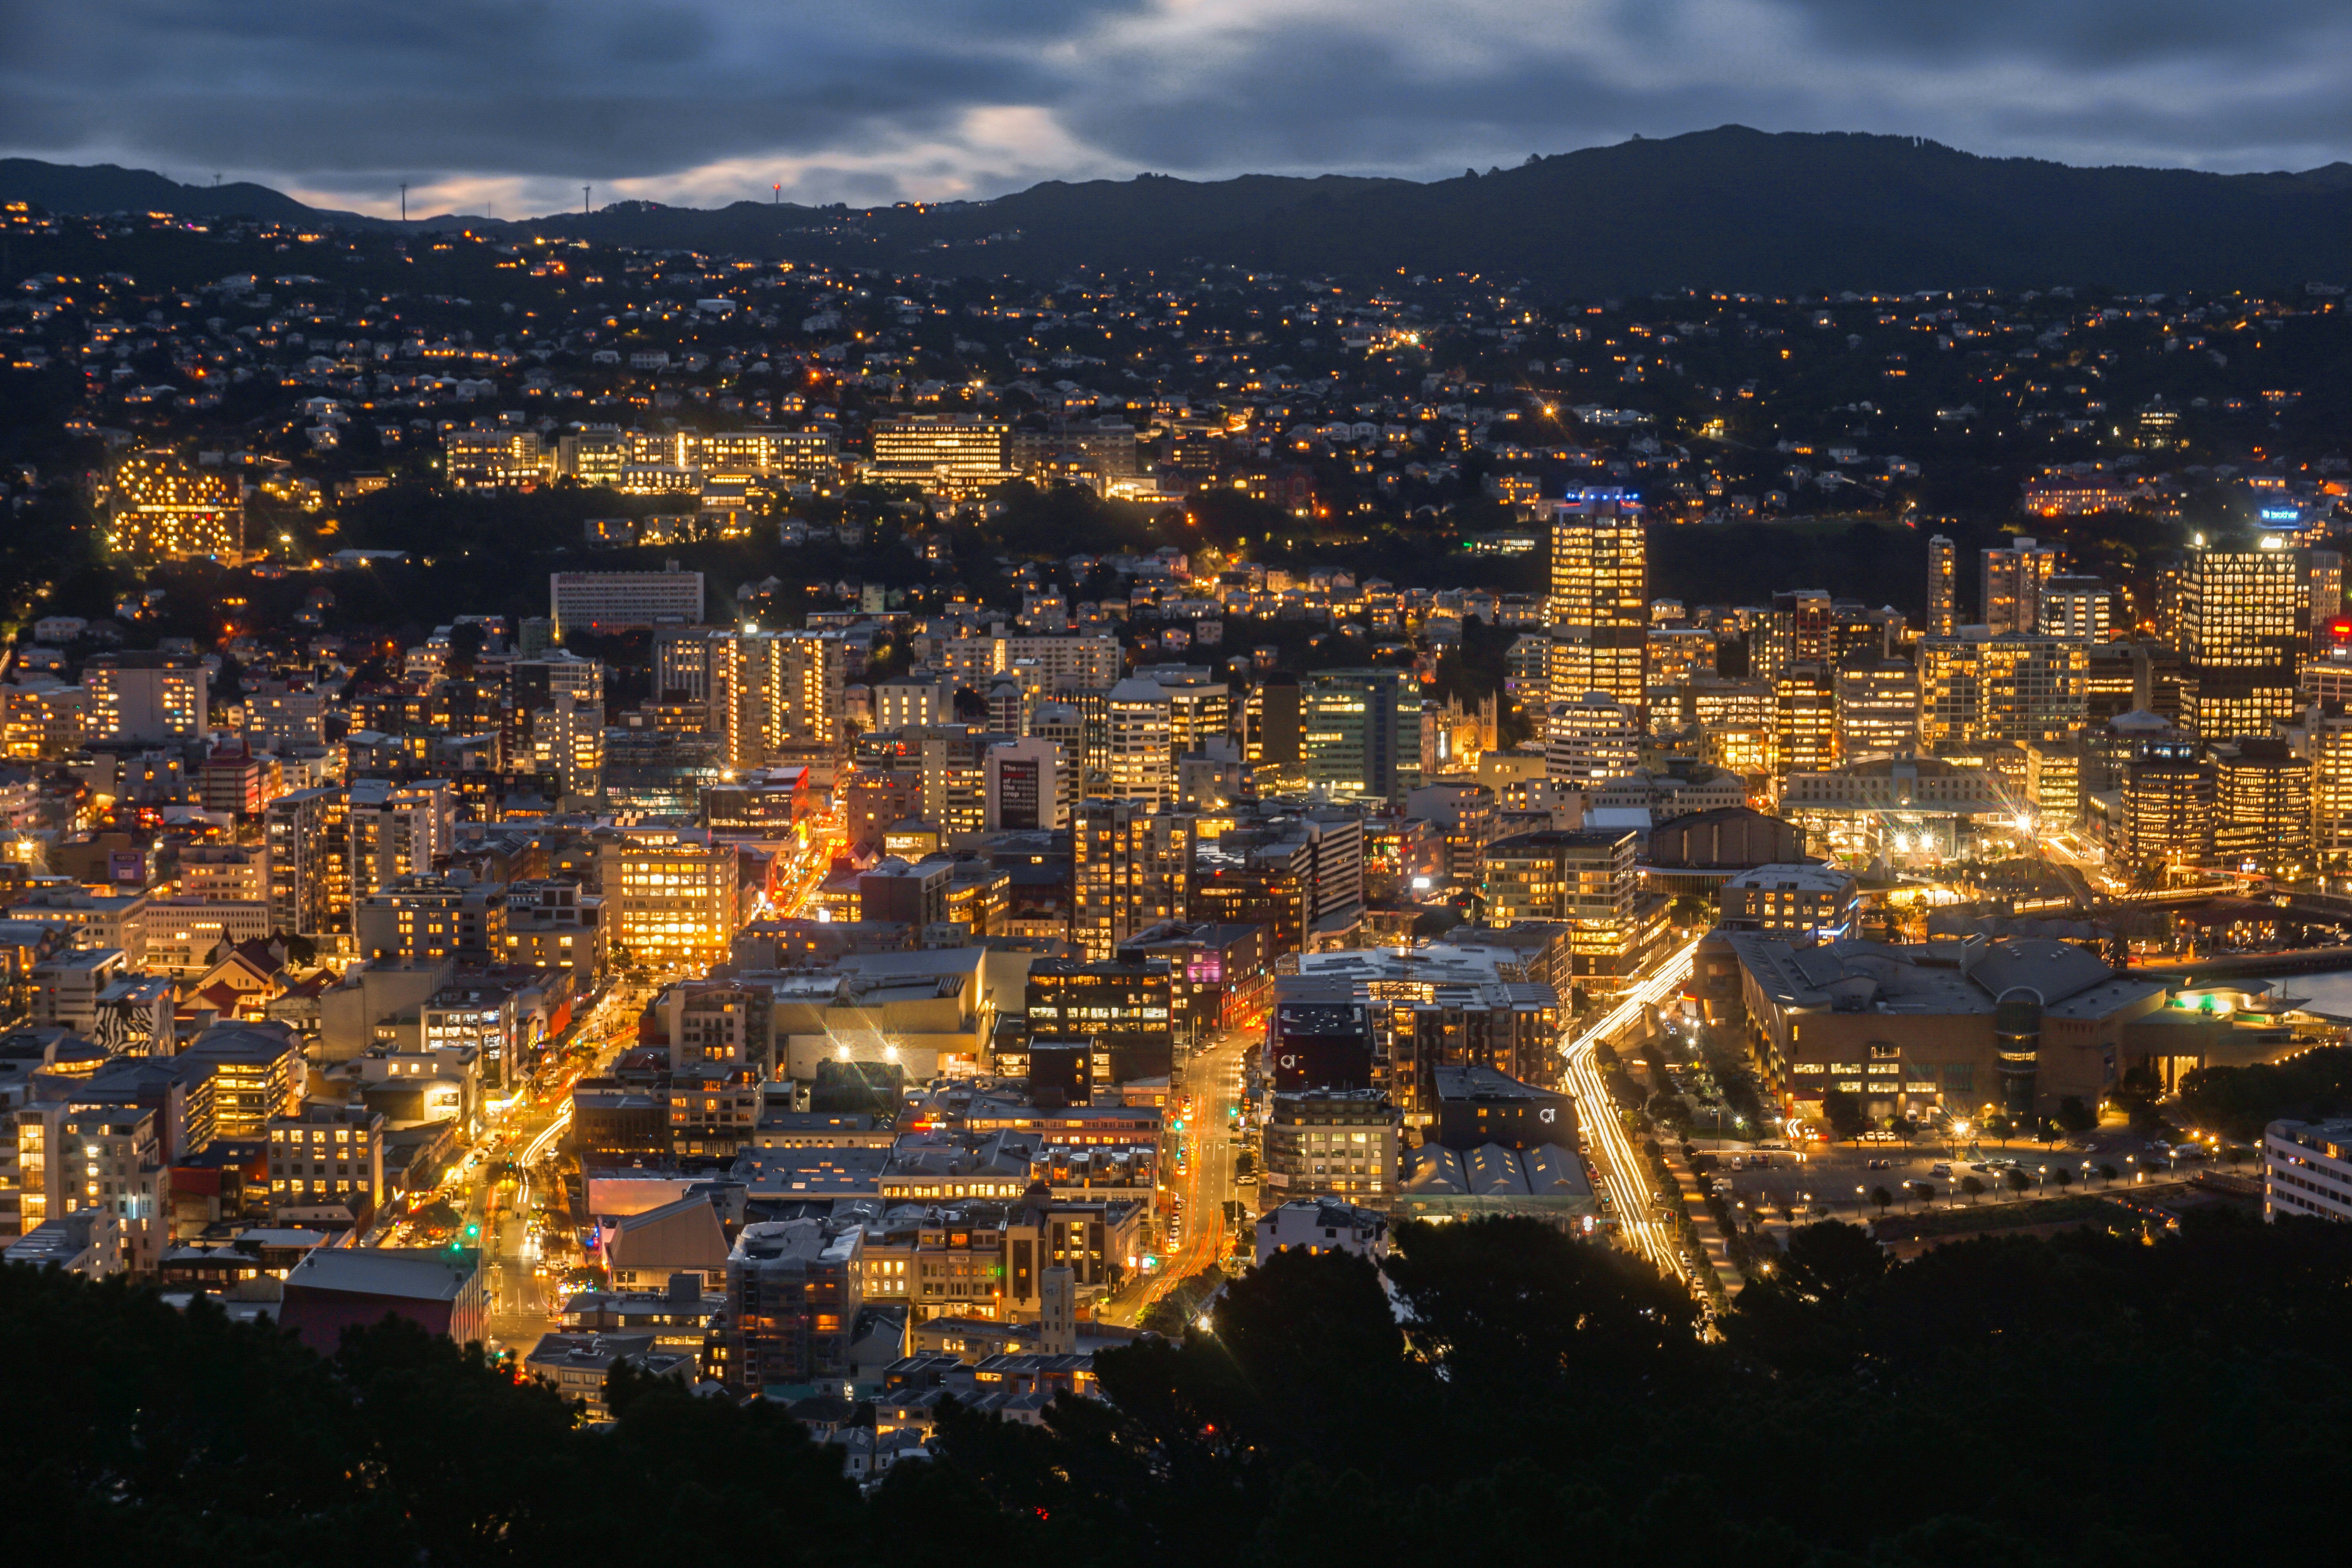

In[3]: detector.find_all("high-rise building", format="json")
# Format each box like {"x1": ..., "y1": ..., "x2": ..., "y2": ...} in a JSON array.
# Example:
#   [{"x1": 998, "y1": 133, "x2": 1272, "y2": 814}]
[
  {"x1": 1772, "y1": 666, "x2": 1838, "y2": 789},
  {"x1": 84, "y1": 653, "x2": 208, "y2": 744},
  {"x1": 1071, "y1": 799, "x2": 1189, "y2": 961},
  {"x1": 2181, "y1": 547, "x2": 2306, "y2": 741},
  {"x1": 105, "y1": 451, "x2": 242, "y2": 560},
  {"x1": 2214, "y1": 737, "x2": 2312, "y2": 877},
  {"x1": 1105, "y1": 677, "x2": 1175, "y2": 808},
  {"x1": 1144, "y1": 668, "x2": 1231, "y2": 755},
  {"x1": 2292, "y1": 707, "x2": 2352, "y2": 874},
  {"x1": 1773, "y1": 590, "x2": 1835, "y2": 670},
  {"x1": 1547, "y1": 489, "x2": 1647, "y2": 719},
  {"x1": 985, "y1": 738, "x2": 1066, "y2": 831},
  {"x1": 1980, "y1": 536, "x2": 2063, "y2": 633},
  {"x1": 722, "y1": 630, "x2": 846, "y2": 768},
  {"x1": 1301, "y1": 669, "x2": 1417, "y2": 805},
  {"x1": 2037, "y1": 576, "x2": 2112, "y2": 642},
  {"x1": 2120, "y1": 740, "x2": 2214, "y2": 872},
  {"x1": 264, "y1": 786, "x2": 344, "y2": 938},
  {"x1": 918, "y1": 728, "x2": 998, "y2": 837},
  {"x1": 1834, "y1": 662, "x2": 1921, "y2": 759},
  {"x1": 1927, "y1": 535, "x2": 1957, "y2": 638},
  {"x1": 1543, "y1": 692, "x2": 1642, "y2": 784},
  {"x1": 1919, "y1": 633, "x2": 2088, "y2": 750}
]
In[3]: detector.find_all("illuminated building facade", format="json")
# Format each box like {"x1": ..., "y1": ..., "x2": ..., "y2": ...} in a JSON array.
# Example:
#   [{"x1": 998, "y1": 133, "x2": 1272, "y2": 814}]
[
  {"x1": 1547, "y1": 490, "x2": 1647, "y2": 720},
  {"x1": 2038, "y1": 576, "x2": 2113, "y2": 642},
  {"x1": 2120, "y1": 740, "x2": 2214, "y2": 871},
  {"x1": 2214, "y1": 737, "x2": 2312, "y2": 877},
  {"x1": 105, "y1": 452, "x2": 242, "y2": 560},
  {"x1": 1301, "y1": 669, "x2": 1416, "y2": 806},
  {"x1": 1919, "y1": 633, "x2": 2087, "y2": 750},
  {"x1": 722, "y1": 630, "x2": 847, "y2": 768},
  {"x1": 1927, "y1": 534, "x2": 1957, "y2": 637},
  {"x1": 1834, "y1": 662, "x2": 1920, "y2": 760},
  {"x1": 1071, "y1": 799, "x2": 1188, "y2": 962},
  {"x1": 606, "y1": 835, "x2": 742, "y2": 974},
  {"x1": 1772, "y1": 666, "x2": 1837, "y2": 791},
  {"x1": 1979, "y1": 537, "x2": 2062, "y2": 634},
  {"x1": 1543, "y1": 692, "x2": 1641, "y2": 784},
  {"x1": 1105, "y1": 677, "x2": 1174, "y2": 808},
  {"x1": 2181, "y1": 547, "x2": 2305, "y2": 741},
  {"x1": 868, "y1": 415, "x2": 1014, "y2": 496},
  {"x1": 444, "y1": 429, "x2": 557, "y2": 488}
]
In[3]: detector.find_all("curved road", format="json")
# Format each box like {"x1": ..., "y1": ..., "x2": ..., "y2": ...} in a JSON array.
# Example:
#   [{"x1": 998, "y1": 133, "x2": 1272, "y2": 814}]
[{"x1": 1559, "y1": 937, "x2": 1702, "y2": 1284}]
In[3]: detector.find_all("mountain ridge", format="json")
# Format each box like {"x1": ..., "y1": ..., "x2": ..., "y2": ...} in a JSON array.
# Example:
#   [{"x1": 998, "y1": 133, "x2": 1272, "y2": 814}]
[{"x1": 6, "y1": 127, "x2": 2350, "y2": 293}]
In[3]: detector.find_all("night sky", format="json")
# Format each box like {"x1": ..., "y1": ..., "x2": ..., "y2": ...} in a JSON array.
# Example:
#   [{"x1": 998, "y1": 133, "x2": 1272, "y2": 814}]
[{"x1": 5, "y1": 0, "x2": 2347, "y2": 216}]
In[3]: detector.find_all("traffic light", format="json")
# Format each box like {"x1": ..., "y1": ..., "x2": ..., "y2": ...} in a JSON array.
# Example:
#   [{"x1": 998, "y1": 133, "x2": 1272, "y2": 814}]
[{"x1": 465, "y1": 1222, "x2": 481, "y2": 1239}]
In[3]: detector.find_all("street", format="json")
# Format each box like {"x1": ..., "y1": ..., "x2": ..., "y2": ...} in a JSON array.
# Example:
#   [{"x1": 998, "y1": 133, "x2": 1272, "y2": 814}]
[
  {"x1": 1559, "y1": 936, "x2": 1702, "y2": 1285},
  {"x1": 1096, "y1": 1025, "x2": 1252, "y2": 1325}
]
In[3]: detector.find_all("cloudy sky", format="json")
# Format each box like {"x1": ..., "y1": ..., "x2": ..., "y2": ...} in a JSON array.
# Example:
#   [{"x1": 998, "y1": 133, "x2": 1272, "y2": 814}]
[{"x1": 4, "y1": 0, "x2": 2348, "y2": 216}]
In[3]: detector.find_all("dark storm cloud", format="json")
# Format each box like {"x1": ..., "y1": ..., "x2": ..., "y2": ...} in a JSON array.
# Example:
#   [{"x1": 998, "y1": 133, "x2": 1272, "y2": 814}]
[
  {"x1": 1777, "y1": 0, "x2": 2352, "y2": 69},
  {"x1": 0, "y1": 0, "x2": 1132, "y2": 179},
  {"x1": 1, "y1": 0, "x2": 2347, "y2": 204}
]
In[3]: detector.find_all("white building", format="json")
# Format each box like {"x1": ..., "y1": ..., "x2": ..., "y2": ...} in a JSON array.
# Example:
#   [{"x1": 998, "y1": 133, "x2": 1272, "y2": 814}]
[
  {"x1": 2266, "y1": 1119, "x2": 2352, "y2": 1221},
  {"x1": 1252, "y1": 1198, "x2": 1390, "y2": 1267},
  {"x1": 549, "y1": 564, "x2": 705, "y2": 638}
]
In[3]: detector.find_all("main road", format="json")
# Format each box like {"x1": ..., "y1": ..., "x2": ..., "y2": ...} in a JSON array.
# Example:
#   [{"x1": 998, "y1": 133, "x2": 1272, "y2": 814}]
[
  {"x1": 1095, "y1": 1025, "x2": 1252, "y2": 1326},
  {"x1": 1559, "y1": 936, "x2": 1703, "y2": 1284}
]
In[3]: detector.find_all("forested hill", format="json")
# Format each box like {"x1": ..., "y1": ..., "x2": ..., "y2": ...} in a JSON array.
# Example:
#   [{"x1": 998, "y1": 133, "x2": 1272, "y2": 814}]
[{"x1": 10, "y1": 127, "x2": 2352, "y2": 293}]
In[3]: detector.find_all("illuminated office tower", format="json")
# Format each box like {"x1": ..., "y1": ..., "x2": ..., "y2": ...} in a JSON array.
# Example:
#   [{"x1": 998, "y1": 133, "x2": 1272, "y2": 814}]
[
  {"x1": 1301, "y1": 669, "x2": 1417, "y2": 805},
  {"x1": 2023, "y1": 739, "x2": 2085, "y2": 828},
  {"x1": 1543, "y1": 693, "x2": 1642, "y2": 784},
  {"x1": 83, "y1": 653, "x2": 208, "y2": 744},
  {"x1": 1690, "y1": 677, "x2": 1774, "y2": 778},
  {"x1": 1980, "y1": 536, "x2": 2063, "y2": 634},
  {"x1": 1927, "y1": 535, "x2": 1957, "y2": 637},
  {"x1": 1773, "y1": 666, "x2": 1837, "y2": 790},
  {"x1": 1105, "y1": 676, "x2": 1175, "y2": 807},
  {"x1": 1547, "y1": 490, "x2": 1647, "y2": 720},
  {"x1": 1144, "y1": 667, "x2": 1231, "y2": 755},
  {"x1": 2038, "y1": 576, "x2": 2113, "y2": 641},
  {"x1": 918, "y1": 729, "x2": 994, "y2": 837},
  {"x1": 105, "y1": 451, "x2": 243, "y2": 560},
  {"x1": 525, "y1": 695, "x2": 606, "y2": 804},
  {"x1": 1919, "y1": 633, "x2": 2087, "y2": 750},
  {"x1": 1834, "y1": 662, "x2": 1921, "y2": 759},
  {"x1": 2120, "y1": 740, "x2": 2214, "y2": 873},
  {"x1": 2294, "y1": 707, "x2": 2352, "y2": 873},
  {"x1": 2213, "y1": 737, "x2": 2311, "y2": 877},
  {"x1": 2310, "y1": 550, "x2": 2344, "y2": 649},
  {"x1": 2180, "y1": 547, "x2": 2305, "y2": 741}
]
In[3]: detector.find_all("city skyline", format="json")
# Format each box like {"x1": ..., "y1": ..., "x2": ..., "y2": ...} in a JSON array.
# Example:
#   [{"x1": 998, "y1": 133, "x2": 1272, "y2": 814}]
[{"x1": 5, "y1": 0, "x2": 2352, "y2": 215}]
